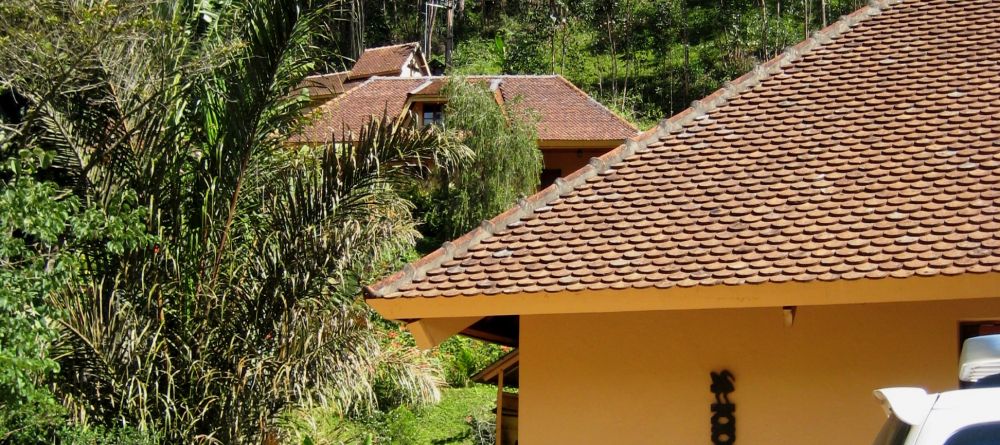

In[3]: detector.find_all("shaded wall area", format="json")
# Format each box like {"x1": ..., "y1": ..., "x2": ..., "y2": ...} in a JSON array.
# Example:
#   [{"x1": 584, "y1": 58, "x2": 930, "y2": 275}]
[{"x1": 540, "y1": 148, "x2": 612, "y2": 186}]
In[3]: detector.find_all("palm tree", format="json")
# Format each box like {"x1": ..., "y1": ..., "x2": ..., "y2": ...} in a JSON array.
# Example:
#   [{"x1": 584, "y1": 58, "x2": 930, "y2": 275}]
[{"x1": 1, "y1": 0, "x2": 462, "y2": 442}]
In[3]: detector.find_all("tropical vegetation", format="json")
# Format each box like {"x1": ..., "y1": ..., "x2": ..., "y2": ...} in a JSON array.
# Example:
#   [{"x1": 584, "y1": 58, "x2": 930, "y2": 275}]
[
  {"x1": 0, "y1": 0, "x2": 461, "y2": 442},
  {"x1": 414, "y1": 77, "x2": 541, "y2": 241},
  {"x1": 325, "y1": 0, "x2": 870, "y2": 127}
]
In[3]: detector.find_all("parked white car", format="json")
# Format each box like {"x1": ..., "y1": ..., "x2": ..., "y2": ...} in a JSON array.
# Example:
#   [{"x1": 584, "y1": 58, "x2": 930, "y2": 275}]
[{"x1": 873, "y1": 335, "x2": 1000, "y2": 445}]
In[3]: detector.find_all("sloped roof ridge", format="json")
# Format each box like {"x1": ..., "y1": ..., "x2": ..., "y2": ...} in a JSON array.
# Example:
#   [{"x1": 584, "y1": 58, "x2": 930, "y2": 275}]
[
  {"x1": 364, "y1": 0, "x2": 894, "y2": 298},
  {"x1": 313, "y1": 76, "x2": 379, "y2": 114},
  {"x1": 304, "y1": 70, "x2": 349, "y2": 79},
  {"x1": 467, "y1": 74, "x2": 559, "y2": 78},
  {"x1": 361, "y1": 75, "x2": 564, "y2": 80},
  {"x1": 553, "y1": 75, "x2": 638, "y2": 131},
  {"x1": 362, "y1": 41, "x2": 420, "y2": 51}
]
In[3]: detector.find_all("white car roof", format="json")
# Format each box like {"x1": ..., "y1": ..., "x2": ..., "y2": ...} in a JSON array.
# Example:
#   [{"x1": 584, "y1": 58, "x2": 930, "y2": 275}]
[
  {"x1": 932, "y1": 386, "x2": 1000, "y2": 410},
  {"x1": 877, "y1": 387, "x2": 1000, "y2": 445}
]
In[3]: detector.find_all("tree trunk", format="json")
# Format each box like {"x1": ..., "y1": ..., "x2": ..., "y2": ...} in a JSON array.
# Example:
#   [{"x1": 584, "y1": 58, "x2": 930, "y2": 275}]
[
  {"x1": 549, "y1": 0, "x2": 556, "y2": 73},
  {"x1": 350, "y1": 0, "x2": 365, "y2": 59},
  {"x1": 682, "y1": 0, "x2": 690, "y2": 100},
  {"x1": 669, "y1": 66, "x2": 675, "y2": 113},
  {"x1": 803, "y1": 0, "x2": 809, "y2": 39},
  {"x1": 608, "y1": 20, "x2": 618, "y2": 99},
  {"x1": 761, "y1": 0, "x2": 768, "y2": 58},
  {"x1": 446, "y1": 5, "x2": 454, "y2": 69},
  {"x1": 622, "y1": 0, "x2": 634, "y2": 109},
  {"x1": 560, "y1": 20, "x2": 567, "y2": 74}
]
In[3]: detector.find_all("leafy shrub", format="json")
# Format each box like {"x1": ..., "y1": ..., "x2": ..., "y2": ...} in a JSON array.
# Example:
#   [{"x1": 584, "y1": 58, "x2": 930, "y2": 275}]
[
  {"x1": 419, "y1": 77, "x2": 542, "y2": 239},
  {"x1": 0, "y1": 147, "x2": 157, "y2": 444},
  {"x1": 436, "y1": 337, "x2": 508, "y2": 388},
  {"x1": 288, "y1": 386, "x2": 496, "y2": 445}
]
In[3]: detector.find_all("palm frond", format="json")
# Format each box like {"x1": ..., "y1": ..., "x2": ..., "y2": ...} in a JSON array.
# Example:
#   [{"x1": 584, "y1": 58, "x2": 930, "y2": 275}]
[{"x1": 4, "y1": 0, "x2": 456, "y2": 442}]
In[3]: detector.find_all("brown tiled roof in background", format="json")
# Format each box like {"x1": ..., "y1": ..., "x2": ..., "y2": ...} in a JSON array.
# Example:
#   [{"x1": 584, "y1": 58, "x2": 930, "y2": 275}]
[
  {"x1": 407, "y1": 75, "x2": 638, "y2": 140},
  {"x1": 296, "y1": 72, "x2": 357, "y2": 98},
  {"x1": 294, "y1": 75, "x2": 637, "y2": 144},
  {"x1": 366, "y1": 0, "x2": 1000, "y2": 300},
  {"x1": 349, "y1": 42, "x2": 422, "y2": 80},
  {"x1": 495, "y1": 76, "x2": 637, "y2": 142},
  {"x1": 291, "y1": 78, "x2": 428, "y2": 143}
]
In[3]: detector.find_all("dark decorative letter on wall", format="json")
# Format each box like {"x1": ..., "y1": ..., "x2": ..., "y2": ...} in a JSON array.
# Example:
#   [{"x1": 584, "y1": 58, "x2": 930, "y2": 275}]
[{"x1": 710, "y1": 370, "x2": 736, "y2": 445}]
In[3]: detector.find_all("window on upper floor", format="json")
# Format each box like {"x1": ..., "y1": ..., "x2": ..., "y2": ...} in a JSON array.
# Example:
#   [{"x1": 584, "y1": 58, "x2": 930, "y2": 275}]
[{"x1": 422, "y1": 103, "x2": 444, "y2": 127}]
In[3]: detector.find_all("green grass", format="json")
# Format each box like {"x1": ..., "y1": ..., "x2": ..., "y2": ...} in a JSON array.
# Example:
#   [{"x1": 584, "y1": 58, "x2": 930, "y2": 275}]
[{"x1": 414, "y1": 386, "x2": 496, "y2": 444}]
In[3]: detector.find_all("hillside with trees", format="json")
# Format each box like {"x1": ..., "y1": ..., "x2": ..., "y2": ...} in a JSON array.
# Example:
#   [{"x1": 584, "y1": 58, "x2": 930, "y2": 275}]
[{"x1": 321, "y1": 0, "x2": 867, "y2": 127}]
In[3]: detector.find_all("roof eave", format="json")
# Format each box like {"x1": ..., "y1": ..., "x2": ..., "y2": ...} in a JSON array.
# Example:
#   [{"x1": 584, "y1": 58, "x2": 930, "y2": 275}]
[
  {"x1": 537, "y1": 138, "x2": 635, "y2": 148},
  {"x1": 367, "y1": 272, "x2": 1000, "y2": 320}
]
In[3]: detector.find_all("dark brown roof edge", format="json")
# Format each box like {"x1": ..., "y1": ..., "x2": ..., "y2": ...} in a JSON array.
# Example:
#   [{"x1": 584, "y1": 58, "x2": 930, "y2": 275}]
[
  {"x1": 363, "y1": 0, "x2": 894, "y2": 300},
  {"x1": 302, "y1": 71, "x2": 350, "y2": 82},
  {"x1": 348, "y1": 69, "x2": 406, "y2": 80},
  {"x1": 360, "y1": 41, "x2": 420, "y2": 52}
]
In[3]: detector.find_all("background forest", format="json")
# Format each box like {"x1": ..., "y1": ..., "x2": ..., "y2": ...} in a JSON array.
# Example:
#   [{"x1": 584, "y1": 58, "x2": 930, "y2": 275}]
[{"x1": 322, "y1": 0, "x2": 867, "y2": 127}]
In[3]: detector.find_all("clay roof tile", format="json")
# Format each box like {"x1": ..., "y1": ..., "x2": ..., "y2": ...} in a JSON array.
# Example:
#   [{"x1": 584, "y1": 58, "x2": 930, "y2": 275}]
[{"x1": 368, "y1": 0, "x2": 1000, "y2": 300}]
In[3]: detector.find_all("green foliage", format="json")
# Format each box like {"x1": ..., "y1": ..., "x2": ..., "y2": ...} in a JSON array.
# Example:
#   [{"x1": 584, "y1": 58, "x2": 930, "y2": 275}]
[
  {"x1": 1, "y1": 0, "x2": 460, "y2": 442},
  {"x1": 463, "y1": 409, "x2": 495, "y2": 445},
  {"x1": 436, "y1": 337, "x2": 508, "y2": 388},
  {"x1": 57, "y1": 425, "x2": 160, "y2": 445},
  {"x1": 420, "y1": 77, "x2": 542, "y2": 239},
  {"x1": 0, "y1": 147, "x2": 154, "y2": 443},
  {"x1": 493, "y1": 13, "x2": 553, "y2": 74},
  {"x1": 288, "y1": 386, "x2": 496, "y2": 445},
  {"x1": 450, "y1": 38, "x2": 502, "y2": 76}
]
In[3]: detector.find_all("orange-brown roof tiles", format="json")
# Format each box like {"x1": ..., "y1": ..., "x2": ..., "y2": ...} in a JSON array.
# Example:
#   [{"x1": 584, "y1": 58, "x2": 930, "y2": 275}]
[
  {"x1": 292, "y1": 78, "x2": 428, "y2": 143},
  {"x1": 296, "y1": 71, "x2": 353, "y2": 98},
  {"x1": 496, "y1": 76, "x2": 637, "y2": 142},
  {"x1": 294, "y1": 75, "x2": 638, "y2": 143},
  {"x1": 349, "y1": 42, "x2": 423, "y2": 80},
  {"x1": 366, "y1": 0, "x2": 1000, "y2": 300}
]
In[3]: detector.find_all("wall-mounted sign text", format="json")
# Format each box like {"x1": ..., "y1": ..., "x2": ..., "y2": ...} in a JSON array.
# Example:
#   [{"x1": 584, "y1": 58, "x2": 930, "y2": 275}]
[{"x1": 710, "y1": 370, "x2": 736, "y2": 445}]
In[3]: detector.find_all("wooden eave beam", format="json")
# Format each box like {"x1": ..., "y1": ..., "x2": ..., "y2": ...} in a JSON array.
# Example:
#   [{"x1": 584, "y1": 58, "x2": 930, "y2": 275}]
[{"x1": 405, "y1": 316, "x2": 481, "y2": 349}]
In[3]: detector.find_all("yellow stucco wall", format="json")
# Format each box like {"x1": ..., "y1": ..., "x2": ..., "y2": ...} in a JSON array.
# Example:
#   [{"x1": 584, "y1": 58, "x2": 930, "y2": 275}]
[{"x1": 519, "y1": 297, "x2": 1000, "y2": 445}]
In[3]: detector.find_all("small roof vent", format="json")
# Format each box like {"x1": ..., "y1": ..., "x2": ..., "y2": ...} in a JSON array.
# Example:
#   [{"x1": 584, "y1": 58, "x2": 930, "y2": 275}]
[{"x1": 959, "y1": 334, "x2": 1000, "y2": 383}]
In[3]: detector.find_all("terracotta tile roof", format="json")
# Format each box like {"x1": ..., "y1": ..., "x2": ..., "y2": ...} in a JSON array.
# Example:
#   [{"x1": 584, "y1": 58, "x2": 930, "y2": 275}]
[
  {"x1": 409, "y1": 78, "x2": 448, "y2": 97},
  {"x1": 349, "y1": 42, "x2": 423, "y2": 80},
  {"x1": 366, "y1": 0, "x2": 1000, "y2": 300},
  {"x1": 293, "y1": 75, "x2": 637, "y2": 143},
  {"x1": 495, "y1": 76, "x2": 637, "y2": 142},
  {"x1": 291, "y1": 77, "x2": 428, "y2": 143},
  {"x1": 295, "y1": 71, "x2": 359, "y2": 98},
  {"x1": 408, "y1": 75, "x2": 638, "y2": 140}
]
